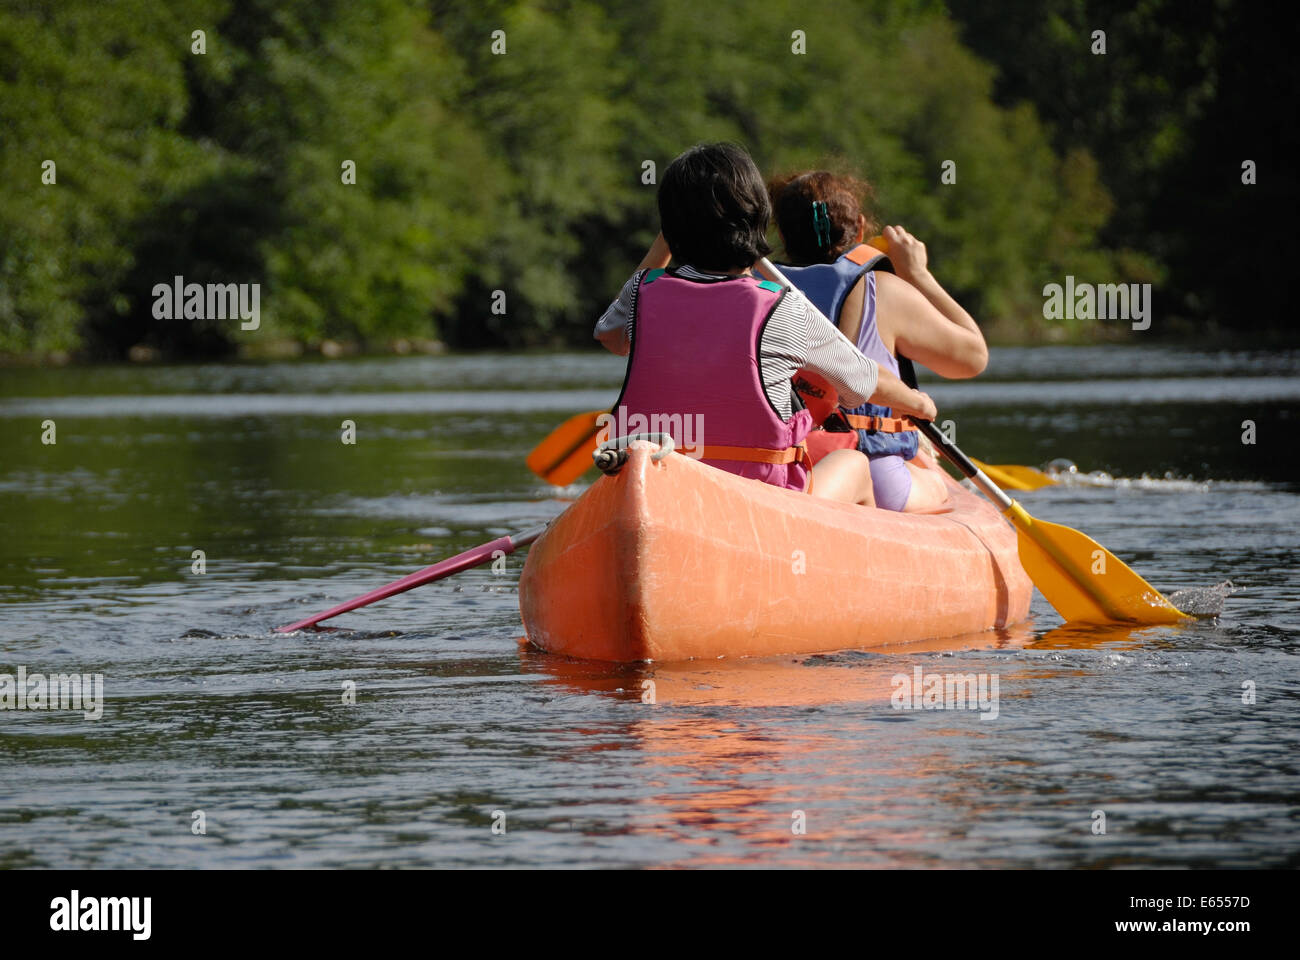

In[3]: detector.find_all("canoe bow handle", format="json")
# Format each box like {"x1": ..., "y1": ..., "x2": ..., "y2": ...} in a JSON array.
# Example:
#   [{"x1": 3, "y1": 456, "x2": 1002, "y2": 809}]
[{"x1": 594, "y1": 433, "x2": 676, "y2": 475}]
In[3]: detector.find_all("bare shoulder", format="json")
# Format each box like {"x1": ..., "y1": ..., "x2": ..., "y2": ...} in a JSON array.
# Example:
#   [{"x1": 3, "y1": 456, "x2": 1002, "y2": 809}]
[
  {"x1": 837, "y1": 275, "x2": 866, "y2": 345},
  {"x1": 873, "y1": 269, "x2": 925, "y2": 304}
]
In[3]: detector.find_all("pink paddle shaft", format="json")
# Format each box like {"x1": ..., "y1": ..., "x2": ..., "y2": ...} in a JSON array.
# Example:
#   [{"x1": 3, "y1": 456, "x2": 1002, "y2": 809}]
[{"x1": 276, "y1": 523, "x2": 548, "y2": 632}]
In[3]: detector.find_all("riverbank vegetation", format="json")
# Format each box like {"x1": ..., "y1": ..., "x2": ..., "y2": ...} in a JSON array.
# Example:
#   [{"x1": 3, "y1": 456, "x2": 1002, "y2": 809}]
[{"x1": 1, "y1": 0, "x2": 1292, "y2": 361}]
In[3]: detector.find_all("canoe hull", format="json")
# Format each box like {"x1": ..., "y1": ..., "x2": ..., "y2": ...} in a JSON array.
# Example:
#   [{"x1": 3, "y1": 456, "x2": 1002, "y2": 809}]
[{"x1": 519, "y1": 444, "x2": 1031, "y2": 662}]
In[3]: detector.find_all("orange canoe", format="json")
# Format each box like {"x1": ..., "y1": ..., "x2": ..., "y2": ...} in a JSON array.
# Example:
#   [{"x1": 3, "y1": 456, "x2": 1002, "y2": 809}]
[{"x1": 519, "y1": 442, "x2": 1032, "y2": 662}]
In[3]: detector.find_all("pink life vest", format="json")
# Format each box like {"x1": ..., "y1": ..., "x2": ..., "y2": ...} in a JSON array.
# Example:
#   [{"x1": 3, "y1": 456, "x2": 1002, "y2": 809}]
[{"x1": 613, "y1": 268, "x2": 813, "y2": 492}]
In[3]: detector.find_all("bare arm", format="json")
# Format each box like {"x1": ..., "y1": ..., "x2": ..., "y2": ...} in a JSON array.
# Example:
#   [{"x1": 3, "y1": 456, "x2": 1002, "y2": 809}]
[
  {"x1": 871, "y1": 368, "x2": 937, "y2": 421},
  {"x1": 593, "y1": 234, "x2": 672, "y2": 356},
  {"x1": 637, "y1": 231, "x2": 672, "y2": 271},
  {"x1": 875, "y1": 225, "x2": 988, "y2": 379},
  {"x1": 800, "y1": 300, "x2": 936, "y2": 420}
]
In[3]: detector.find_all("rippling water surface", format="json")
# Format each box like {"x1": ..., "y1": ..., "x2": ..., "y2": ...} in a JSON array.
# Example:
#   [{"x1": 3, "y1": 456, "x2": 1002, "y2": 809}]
[{"x1": 0, "y1": 346, "x2": 1297, "y2": 868}]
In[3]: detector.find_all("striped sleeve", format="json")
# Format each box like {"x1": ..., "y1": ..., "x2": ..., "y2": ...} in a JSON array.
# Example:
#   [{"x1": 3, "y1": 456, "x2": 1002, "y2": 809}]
[
  {"x1": 759, "y1": 293, "x2": 879, "y2": 418},
  {"x1": 593, "y1": 270, "x2": 646, "y2": 356},
  {"x1": 796, "y1": 296, "x2": 879, "y2": 407}
]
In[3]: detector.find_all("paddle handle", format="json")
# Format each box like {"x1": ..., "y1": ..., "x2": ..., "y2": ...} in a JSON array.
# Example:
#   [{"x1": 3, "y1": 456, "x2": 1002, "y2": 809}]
[
  {"x1": 896, "y1": 356, "x2": 970, "y2": 473},
  {"x1": 276, "y1": 523, "x2": 549, "y2": 632},
  {"x1": 913, "y1": 415, "x2": 977, "y2": 477}
]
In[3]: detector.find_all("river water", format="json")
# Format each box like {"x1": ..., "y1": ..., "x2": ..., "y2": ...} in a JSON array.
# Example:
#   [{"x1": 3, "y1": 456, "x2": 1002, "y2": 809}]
[{"x1": 1, "y1": 345, "x2": 1297, "y2": 868}]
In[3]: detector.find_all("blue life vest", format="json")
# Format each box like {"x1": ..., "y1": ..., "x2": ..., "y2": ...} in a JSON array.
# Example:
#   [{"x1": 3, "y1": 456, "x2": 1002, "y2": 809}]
[{"x1": 780, "y1": 246, "x2": 920, "y2": 460}]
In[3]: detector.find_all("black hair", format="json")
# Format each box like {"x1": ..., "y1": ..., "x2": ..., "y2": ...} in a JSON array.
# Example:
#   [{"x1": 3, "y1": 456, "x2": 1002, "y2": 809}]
[{"x1": 657, "y1": 143, "x2": 772, "y2": 271}]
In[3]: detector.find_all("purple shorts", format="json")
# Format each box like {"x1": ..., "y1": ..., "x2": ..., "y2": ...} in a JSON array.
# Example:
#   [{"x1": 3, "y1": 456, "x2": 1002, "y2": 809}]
[{"x1": 869, "y1": 454, "x2": 913, "y2": 512}]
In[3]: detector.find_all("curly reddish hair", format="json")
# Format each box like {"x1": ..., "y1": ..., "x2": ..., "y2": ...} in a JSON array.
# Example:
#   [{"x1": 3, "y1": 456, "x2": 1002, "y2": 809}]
[{"x1": 768, "y1": 170, "x2": 878, "y2": 265}]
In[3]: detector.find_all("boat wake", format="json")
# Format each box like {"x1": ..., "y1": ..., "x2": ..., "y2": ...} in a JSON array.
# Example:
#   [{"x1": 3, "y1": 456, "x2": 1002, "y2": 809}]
[
  {"x1": 1034, "y1": 459, "x2": 1269, "y2": 493},
  {"x1": 1054, "y1": 472, "x2": 1213, "y2": 492}
]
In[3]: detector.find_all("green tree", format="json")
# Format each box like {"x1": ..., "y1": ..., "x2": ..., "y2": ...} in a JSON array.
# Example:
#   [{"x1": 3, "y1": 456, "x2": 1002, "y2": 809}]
[
  {"x1": 948, "y1": 0, "x2": 1298, "y2": 331},
  {"x1": 135, "y1": 0, "x2": 504, "y2": 352},
  {"x1": 591, "y1": 0, "x2": 1119, "y2": 336},
  {"x1": 430, "y1": 0, "x2": 628, "y2": 346},
  {"x1": 0, "y1": 0, "x2": 223, "y2": 356}
]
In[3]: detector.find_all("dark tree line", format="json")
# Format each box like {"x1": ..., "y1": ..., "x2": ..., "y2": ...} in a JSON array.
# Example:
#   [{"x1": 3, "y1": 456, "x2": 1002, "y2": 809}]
[{"x1": 1, "y1": 0, "x2": 1291, "y2": 360}]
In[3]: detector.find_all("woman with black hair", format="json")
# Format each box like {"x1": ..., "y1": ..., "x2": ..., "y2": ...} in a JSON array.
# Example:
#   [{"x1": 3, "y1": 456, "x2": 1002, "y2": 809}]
[{"x1": 595, "y1": 143, "x2": 936, "y2": 505}]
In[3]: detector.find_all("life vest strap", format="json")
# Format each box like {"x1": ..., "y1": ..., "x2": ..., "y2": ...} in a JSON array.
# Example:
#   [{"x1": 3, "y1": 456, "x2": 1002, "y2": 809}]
[
  {"x1": 841, "y1": 244, "x2": 894, "y2": 272},
  {"x1": 842, "y1": 413, "x2": 917, "y2": 434},
  {"x1": 699, "y1": 441, "x2": 810, "y2": 466}
]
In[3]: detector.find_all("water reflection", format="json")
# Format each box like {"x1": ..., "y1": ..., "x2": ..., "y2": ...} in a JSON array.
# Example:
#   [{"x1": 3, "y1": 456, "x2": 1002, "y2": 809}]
[{"x1": 520, "y1": 622, "x2": 1166, "y2": 866}]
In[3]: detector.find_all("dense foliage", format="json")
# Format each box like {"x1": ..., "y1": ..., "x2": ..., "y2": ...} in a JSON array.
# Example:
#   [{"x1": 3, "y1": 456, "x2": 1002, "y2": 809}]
[
  {"x1": 0, "y1": 0, "x2": 1291, "y2": 358},
  {"x1": 948, "y1": 0, "x2": 1298, "y2": 336}
]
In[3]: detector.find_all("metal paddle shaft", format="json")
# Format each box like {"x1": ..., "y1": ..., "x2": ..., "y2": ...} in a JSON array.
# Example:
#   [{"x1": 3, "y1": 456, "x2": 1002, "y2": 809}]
[
  {"x1": 756, "y1": 257, "x2": 1188, "y2": 625},
  {"x1": 911, "y1": 413, "x2": 1012, "y2": 507},
  {"x1": 276, "y1": 523, "x2": 549, "y2": 632},
  {"x1": 894, "y1": 355, "x2": 1012, "y2": 507}
]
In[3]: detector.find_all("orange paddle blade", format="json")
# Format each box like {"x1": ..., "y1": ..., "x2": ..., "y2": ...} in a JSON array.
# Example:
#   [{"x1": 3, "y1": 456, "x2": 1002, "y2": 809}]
[{"x1": 526, "y1": 409, "x2": 605, "y2": 486}]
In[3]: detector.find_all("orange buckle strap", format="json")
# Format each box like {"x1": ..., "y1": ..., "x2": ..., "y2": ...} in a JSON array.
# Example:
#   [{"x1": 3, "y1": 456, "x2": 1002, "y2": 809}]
[
  {"x1": 842, "y1": 413, "x2": 918, "y2": 433},
  {"x1": 698, "y1": 441, "x2": 809, "y2": 465}
]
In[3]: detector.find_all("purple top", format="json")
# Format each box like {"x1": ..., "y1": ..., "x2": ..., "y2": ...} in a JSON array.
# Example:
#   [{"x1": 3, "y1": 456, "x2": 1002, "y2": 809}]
[{"x1": 854, "y1": 273, "x2": 901, "y2": 377}]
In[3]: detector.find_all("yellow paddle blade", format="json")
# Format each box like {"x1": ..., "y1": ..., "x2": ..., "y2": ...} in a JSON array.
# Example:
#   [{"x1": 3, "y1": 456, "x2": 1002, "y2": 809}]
[
  {"x1": 988, "y1": 463, "x2": 1057, "y2": 489},
  {"x1": 1004, "y1": 502, "x2": 1189, "y2": 625},
  {"x1": 971, "y1": 458, "x2": 1037, "y2": 491},
  {"x1": 526, "y1": 409, "x2": 605, "y2": 486},
  {"x1": 971, "y1": 458, "x2": 1057, "y2": 491}
]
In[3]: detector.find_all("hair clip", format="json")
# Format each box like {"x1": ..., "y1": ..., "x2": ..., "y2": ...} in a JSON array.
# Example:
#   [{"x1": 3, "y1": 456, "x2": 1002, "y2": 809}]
[{"x1": 811, "y1": 201, "x2": 831, "y2": 249}]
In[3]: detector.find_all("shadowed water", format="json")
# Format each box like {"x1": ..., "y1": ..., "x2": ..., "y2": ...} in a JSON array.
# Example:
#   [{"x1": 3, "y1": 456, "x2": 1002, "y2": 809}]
[{"x1": 0, "y1": 346, "x2": 1297, "y2": 868}]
